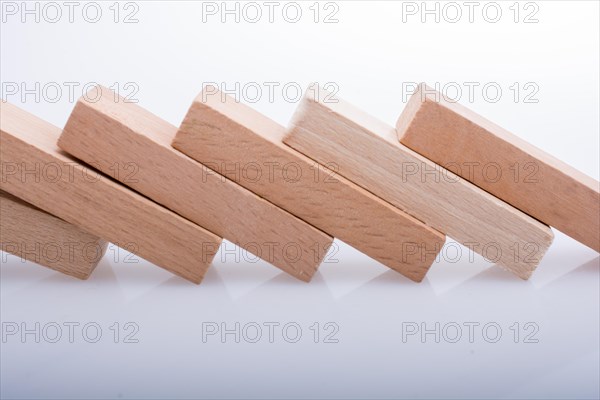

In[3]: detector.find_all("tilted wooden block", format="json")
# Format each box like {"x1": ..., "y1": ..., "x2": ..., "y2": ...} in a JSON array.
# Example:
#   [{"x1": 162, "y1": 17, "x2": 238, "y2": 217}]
[
  {"x1": 1, "y1": 189, "x2": 107, "y2": 279},
  {"x1": 398, "y1": 83, "x2": 600, "y2": 252},
  {"x1": 284, "y1": 85, "x2": 555, "y2": 279},
  {"x1": 58, "y1": 86, "x2": 333, "y2": 282},
  {"x1": 172, "y1": 87, "x2": 446, "y2": 282},
  {"x1": 0, "y1": 101, "x2": 221, "y2": 284}
]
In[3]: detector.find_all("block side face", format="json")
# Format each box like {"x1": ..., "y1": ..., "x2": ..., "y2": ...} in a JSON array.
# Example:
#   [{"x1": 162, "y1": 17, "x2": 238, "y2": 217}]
[
  {"x1": 286, "y1": 96, "x2": 554, "y2": 279},
  {"x1": 1, "y1": 189, "x2": 106, "y2": 278},
  {"x1": 2, "y1": 103, "x2": 220, "y2": 283},
  {"x1": 61, "y1": 96, "x2": 332, "y2": 281},
  {"x1": 176, "y1": 100, "x2": 445, "y2": 281},
  {"x1": 400, "y1": 96, "x2": 599, "y2": 252}
]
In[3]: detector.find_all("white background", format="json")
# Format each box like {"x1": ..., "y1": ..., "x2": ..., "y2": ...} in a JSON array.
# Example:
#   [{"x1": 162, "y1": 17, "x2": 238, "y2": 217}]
[{"x1": 1, "y1": 1, "x2": 599, "y2": 399}]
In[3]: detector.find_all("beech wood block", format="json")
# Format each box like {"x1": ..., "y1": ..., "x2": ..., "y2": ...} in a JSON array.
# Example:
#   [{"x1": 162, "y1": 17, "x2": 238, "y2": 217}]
[
  {"x1": 398, "y1": 83, "x2": 600, "y2": 252},
  {"x1": 172, "y1": 87, "x2": 446, "y2": 282},
  {"x1": 1, "y1": 190, "x2": 108, "y2": 279},
  {"x1": 284, "y1": 85, "x2": 555, "y2": 279},
  {"x1": 0, "y1": 101, "x2": 221, "y2": 284},
  {"x1": 58, "y1": 86, "x2": 333, "y2": 282}
]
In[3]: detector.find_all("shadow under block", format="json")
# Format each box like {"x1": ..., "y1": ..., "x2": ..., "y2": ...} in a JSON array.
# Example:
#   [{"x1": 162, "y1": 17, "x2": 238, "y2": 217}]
[
  {"x1": 58, "y1": 86, "x2": 333, "y2": 282},
  {"x1": 0, "y1": 101, "x2": 221, "y2": 284},
  {"x1": 397, "y1": 84, "x2": 600, "y2": 253},
  {"x1": 283, "y1": 85, "x2": 555, "y2": 280},
  {"x1": 1, "y1": 189, "x2": 108, "y2": 279},
  {"x1": 172, "y1": 88, "x2": 446, "y2": 282}
]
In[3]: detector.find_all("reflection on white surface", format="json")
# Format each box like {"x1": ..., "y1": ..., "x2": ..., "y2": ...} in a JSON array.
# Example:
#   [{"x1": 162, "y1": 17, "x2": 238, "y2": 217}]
[{"x1": 1, "y1": 234, "x2": 598, "y2": 400}]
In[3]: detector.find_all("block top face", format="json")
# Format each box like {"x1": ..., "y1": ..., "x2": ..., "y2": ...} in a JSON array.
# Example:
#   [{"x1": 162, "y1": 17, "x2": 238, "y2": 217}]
[
  {"x1": 75, "y1": 85, "x2": 177, "y2": 147},
  {"x1": 187, "y1": 86, "x2": 288, "y2": 145},
  {"x1": 401, "y1": 83, "x2": 598, "y2": 190},
  {"x1": 0, "y1": 101, "x2": 90, "y2": 169},
  {"x1": 290, "y1": 84, "x2": 399, "y2": 144},
  {"x1": 286, "y1": 85, "x2": 470, "y2": 179},
  {"x1": 1, "y1": 101, "x2": 63, "y2": 155}
]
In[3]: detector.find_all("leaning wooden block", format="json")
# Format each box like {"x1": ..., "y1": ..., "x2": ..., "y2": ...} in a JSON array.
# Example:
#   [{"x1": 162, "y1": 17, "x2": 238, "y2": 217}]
[
  {"x1": 284, "y1": 85, "x2": 555, "y2": 279},
  {"x1": 1, "y1": 190, "x2": 107, "y2": 279},
  {"x1": 172, "y1": 87, "x2": 446, "y2": 282},
  {"x1": 58, "y1": 86, "x2": 333, "y2": 282},
  {"x1": 0, "y1": 101, "x2": 221, "y2": 284},
  {"x1": 398, "y1": 83, "x2": 600, "y2": 252}
]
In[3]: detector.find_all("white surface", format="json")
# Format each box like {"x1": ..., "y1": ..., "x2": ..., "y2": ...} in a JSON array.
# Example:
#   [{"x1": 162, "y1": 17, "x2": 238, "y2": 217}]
[{"x1": 1, "y1": 1, "x2": 599, "y2": 399}]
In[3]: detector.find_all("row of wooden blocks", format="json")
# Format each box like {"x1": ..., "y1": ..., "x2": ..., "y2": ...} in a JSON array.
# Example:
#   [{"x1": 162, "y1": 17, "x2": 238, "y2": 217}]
[{"x1": 1, "y1": 84, "x2": 598, "y2": 283}]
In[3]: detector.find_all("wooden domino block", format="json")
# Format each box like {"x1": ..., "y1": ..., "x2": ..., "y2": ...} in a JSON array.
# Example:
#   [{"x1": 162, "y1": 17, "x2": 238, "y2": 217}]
[
  {"x1": 0, "y1": 101, "x2": 221, "y2": 284},
  {"x1": 1, "y1": 189, "x2": 107, "y2": 279},
  {"x1": 171, "y1": 87, "x2": 446, "y2": 282},
  {"x1": 398, "y1": 83, "x2": 600, "y2": 252},
  {"x1": 58, "y1": 86, "x2": 333, "y2": 282},
  {"x1": 284, "y1": 85, "x2": 555, "y2": 279}
]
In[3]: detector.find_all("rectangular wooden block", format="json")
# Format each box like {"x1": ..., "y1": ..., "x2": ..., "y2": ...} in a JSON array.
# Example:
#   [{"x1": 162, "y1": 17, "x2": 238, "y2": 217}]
[
  {"x1": 284, "y1": 85, "x2": 555, "y2": 279},
  {"x1": 1, "y1": 189, "x2": 107, "y2": 279},
  {"x1": 0, "y1": 101, "x2": 221, "y2": 284},
  {"x1": 172, "y1": 87, "x2": 446, "y2": 282},
  {"x1": 58, "y1": 86, "x2": 333, "y2": 282},
  {"x1": 398, "y1": 83, "x2": 600, "y2": 252}
]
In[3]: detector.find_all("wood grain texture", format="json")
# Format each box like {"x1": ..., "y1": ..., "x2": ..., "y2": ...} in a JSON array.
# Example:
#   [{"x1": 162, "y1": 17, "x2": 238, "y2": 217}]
[
  {"x1": 0, "y1": 101, "x2": 221, "y2": 284},
  {"x1": 398, "y1": 83, "x2": 600, "y2": 252},
  {"x1": 284, "y1": 85, "x2": 555, "y2": 279},
  {"x1": 1, "y1": 189, "x2": 107, "y2": 279},
  {"x1": 58, "y1": 86, "x2": 333, "y2": 282},
  {"x1": 172, "y1": 87, "x2": 446, "y2": 282}
]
